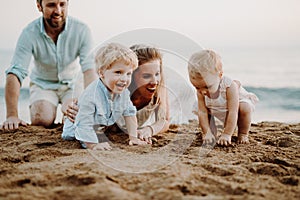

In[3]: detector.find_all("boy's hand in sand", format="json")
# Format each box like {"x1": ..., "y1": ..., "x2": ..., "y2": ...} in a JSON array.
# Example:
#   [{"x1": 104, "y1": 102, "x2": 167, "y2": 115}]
[
  {"x1": 85, "y1": 142, "x2": 112, "y2": 150},
  {"x1": 202, "y1": 132, "x2": 216, "y2": 145},
  {"x1": 238, "y1": 134, "x2": 249, "y2": 144},
  {"x1": 129, "y1": 136, "x2": 148, "y2": 146},
  {"x1": 62, "y1": 98, "x2": 79, "y2": 123},
  {"x1": 1, "y1": 116, "x2": 27, "y2": 130},
  {"x1": 217, "y1": 133, "x2": 232, "y2": 146}
]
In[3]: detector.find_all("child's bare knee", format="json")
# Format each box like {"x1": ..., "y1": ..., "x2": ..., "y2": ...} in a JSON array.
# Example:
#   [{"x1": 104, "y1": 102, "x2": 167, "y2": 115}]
[{"x1": 239, "y1": 103, "x2": 252, "y2": 116}]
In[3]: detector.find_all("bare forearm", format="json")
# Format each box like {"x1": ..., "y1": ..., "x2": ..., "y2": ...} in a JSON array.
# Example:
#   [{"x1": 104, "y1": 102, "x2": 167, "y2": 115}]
[
  {"x1": 5, "y1": 74, "x2": 21, "y2": 118},
  {"x1": 199, "y1": 114, "x2": 211, "y2": 135},
  {"x1": 83, "y1": 69, "x2": 98, "y2": 88},
  {"x1": 224, "y1": 82, "x2": 239, "y2": 135},
  {"x1": 149, "y1": 119, "x2": 169, "y2": 135},
  {"x1": 124, "y1": 116, "x2": 138, "y2": 139},
  {"x1": 223, "y1": 111, "x2": 238, "y2": 135}
]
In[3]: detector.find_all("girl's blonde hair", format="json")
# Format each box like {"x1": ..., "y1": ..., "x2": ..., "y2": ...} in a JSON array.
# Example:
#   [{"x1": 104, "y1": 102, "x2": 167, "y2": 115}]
[
  {"x1": 94, "y1": 43, "x2": 138, "y2": 73},
  {"x1": 188, "y1": 49, "x2": 223, "y2": 79}
]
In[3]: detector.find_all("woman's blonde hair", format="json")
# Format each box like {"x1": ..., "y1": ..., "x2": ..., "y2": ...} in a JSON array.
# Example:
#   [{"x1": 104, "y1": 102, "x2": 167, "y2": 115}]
[{"x1": 94, "y1": 43, "x2": 138, "y2": 73}]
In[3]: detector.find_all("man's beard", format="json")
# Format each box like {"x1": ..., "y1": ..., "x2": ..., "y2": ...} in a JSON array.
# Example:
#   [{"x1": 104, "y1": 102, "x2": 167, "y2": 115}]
[{"x1": 45, "y1": 16, "x2": 66, "y2": 28}]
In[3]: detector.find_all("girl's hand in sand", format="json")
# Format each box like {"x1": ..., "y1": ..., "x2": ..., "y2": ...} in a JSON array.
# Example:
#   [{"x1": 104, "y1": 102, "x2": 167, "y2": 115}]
[
  {"x1": 238, "y1": 134, "x2": 249, "y2": 144},
  {"x1": 1, "y1": 116, "x2": 27, "y2": 130},
  {"x1": 202, "y1": 132, "x2": 216, "y2": 145},
  {"x1": 217, "y1": 133, "x2": 232, "y2": 146},
  {"x1": 129, "y1": 136, "x2": 148, "y2": 146},
  {"x1": 137, "y1": 127, "x2": 153, "y2": 144},
  {"x1": 85, "y1": 142, "x2": 112, "y2": 150},
  {"x1": 62, "y1": 98, "x2": 79, "y2": 123}
]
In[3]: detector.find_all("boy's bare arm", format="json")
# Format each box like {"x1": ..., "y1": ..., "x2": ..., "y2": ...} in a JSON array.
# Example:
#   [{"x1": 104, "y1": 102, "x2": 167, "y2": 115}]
[
  {"x1": 124, "y1": 116, "x2": 138, "y2": 139},
  {"x1": 124, "y1": 116, "x2": 147, "y2": 145}
]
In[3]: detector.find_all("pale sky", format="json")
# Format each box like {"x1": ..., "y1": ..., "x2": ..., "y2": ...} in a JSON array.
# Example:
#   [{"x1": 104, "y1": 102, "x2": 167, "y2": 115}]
[{"x1": 0, "y1": 0, "x2": 299, "y2": 50}]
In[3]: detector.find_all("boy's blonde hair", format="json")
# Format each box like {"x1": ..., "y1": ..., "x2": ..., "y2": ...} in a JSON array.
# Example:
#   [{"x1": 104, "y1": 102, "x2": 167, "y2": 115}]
[
  {"x1": 95, "y1": 43, "x2": 138, "y2": 73},
  {"x1": 188, "y1": 50, "x2": 223, "y2": 79}
]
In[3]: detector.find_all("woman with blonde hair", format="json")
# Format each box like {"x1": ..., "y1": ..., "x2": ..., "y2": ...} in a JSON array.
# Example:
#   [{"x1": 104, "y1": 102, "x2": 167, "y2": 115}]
[{"x1": 120, "y1": 44, "x2": 170, "y2": 144}]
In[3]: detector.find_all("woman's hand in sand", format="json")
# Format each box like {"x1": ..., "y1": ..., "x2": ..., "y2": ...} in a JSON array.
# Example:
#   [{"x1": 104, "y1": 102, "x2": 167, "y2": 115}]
[
  {"x1": 1, "y1": 116, "x2": 27, "y2": 130},
  {"x1": 202, "y1": 132, "x2": 216, "y2": 145},
  {"x1": 129, "y1": 136, "x2": 148, "y2": 146},
  {"x1": 137, "y1": 127, "x2": 153, "y2": 144},
  {"x1": 84, "y1": 142, "x2": 112, "y2": 150},
  {"x1": 62, "y1": 98, "x2": 79, "y2": 123},
  {"x1": 217, "y1": 133, "x2": 232, "y2": 146}
]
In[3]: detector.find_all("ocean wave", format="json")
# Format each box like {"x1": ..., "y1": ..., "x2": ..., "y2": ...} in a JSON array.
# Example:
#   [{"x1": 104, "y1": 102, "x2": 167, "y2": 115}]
[
  {"x1": 1, "y1": 87, "x2": 299, "y2": 111},
  {"x1": 0, "y1": 88, "x2": 30, "y2": 99},
  {"x1": 245, "y1": 87, "x2": 300, "y2": 111}
]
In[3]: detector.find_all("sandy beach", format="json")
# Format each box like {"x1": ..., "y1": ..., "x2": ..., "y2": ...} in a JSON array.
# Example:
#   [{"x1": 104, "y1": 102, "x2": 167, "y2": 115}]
[{"x1": 0, "y1": 120, "x2": 299, "y2": 200}]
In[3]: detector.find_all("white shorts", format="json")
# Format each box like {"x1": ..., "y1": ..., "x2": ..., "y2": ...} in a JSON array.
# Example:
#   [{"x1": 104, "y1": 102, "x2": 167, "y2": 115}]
[{"x1": 29, "y1": 83, "x2": 74, "y2": 107}]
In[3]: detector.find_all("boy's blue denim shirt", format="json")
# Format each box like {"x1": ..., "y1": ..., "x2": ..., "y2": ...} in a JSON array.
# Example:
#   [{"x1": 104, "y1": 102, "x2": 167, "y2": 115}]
[
  {"x1": 62, "y1": 79, "x2": 137, "y2": 143},
  {"x1": 5, "y1": 16, "x2": 94, "y2": 90}
]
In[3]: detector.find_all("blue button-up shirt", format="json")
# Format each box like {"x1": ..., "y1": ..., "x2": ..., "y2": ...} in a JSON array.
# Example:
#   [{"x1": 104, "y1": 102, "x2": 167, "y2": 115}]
[
  {"x1": 6, "y1": 16, "x2": 94, "y2": 90},
  {"x1": 63, "y1": 79, "x2": 137, "y2": 143}
]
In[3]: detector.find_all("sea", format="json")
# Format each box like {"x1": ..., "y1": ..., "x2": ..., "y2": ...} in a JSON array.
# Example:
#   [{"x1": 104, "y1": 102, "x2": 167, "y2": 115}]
[{"x1": 0, "y1": 46, "x2": 299, "y2": 124}]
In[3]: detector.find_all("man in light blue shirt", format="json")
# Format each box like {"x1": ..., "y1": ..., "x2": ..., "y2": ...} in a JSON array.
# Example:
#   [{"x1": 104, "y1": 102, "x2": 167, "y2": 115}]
[{"x1": 1, "y1": 0, "x2": 97, "y2": 130}]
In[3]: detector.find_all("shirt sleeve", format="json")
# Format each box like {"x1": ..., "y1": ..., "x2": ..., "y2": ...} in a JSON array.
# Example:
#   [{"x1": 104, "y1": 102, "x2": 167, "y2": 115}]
[
  {"x1": 74, "y1": 92, "x2": 98, "y2": 143},
  {"x1": 78, "y1": 25, "x2": 95, "y2": 72},
  {"x1": 5, "y1": 29, "x2": 32, "y2": 84}
]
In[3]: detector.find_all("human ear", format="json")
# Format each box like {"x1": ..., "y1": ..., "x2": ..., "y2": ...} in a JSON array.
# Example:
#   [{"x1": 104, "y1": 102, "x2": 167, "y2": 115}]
[
  {"x1": 219, "y1": 71, "x2": 223, "y2": 78},
  {"x1": 37, "y1": 1, "x2": 43, "y2": 12},
  {"x1": 98, "y1": 69, "x2": 104, "y2": 78}
]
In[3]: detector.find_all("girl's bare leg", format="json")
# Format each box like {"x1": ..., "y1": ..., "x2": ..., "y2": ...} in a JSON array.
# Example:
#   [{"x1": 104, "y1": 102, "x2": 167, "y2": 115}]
[{"x1": 237, "y1": 102, "x2": 252, "y2": 144}]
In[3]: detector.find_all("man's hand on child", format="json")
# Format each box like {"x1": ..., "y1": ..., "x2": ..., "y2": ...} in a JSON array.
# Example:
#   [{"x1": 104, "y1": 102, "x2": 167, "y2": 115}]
[
  {"x1": 62, "y1": 98, "x2": 79, "y2": 123},
  {"x1": 217, "y1": 133, "x2": 232, "y2": 146}
]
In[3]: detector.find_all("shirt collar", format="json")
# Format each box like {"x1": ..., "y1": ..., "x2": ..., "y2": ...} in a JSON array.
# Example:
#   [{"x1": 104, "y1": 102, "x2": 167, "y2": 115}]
[{"x1": 98, "y1": 78, "x2": 121, "y2": 101}]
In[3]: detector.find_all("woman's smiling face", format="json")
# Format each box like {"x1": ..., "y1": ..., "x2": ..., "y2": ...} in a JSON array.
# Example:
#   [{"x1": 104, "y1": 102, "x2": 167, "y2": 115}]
[{"x1": 132, "y1": 59, "x2": 161, "y2": 99}]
